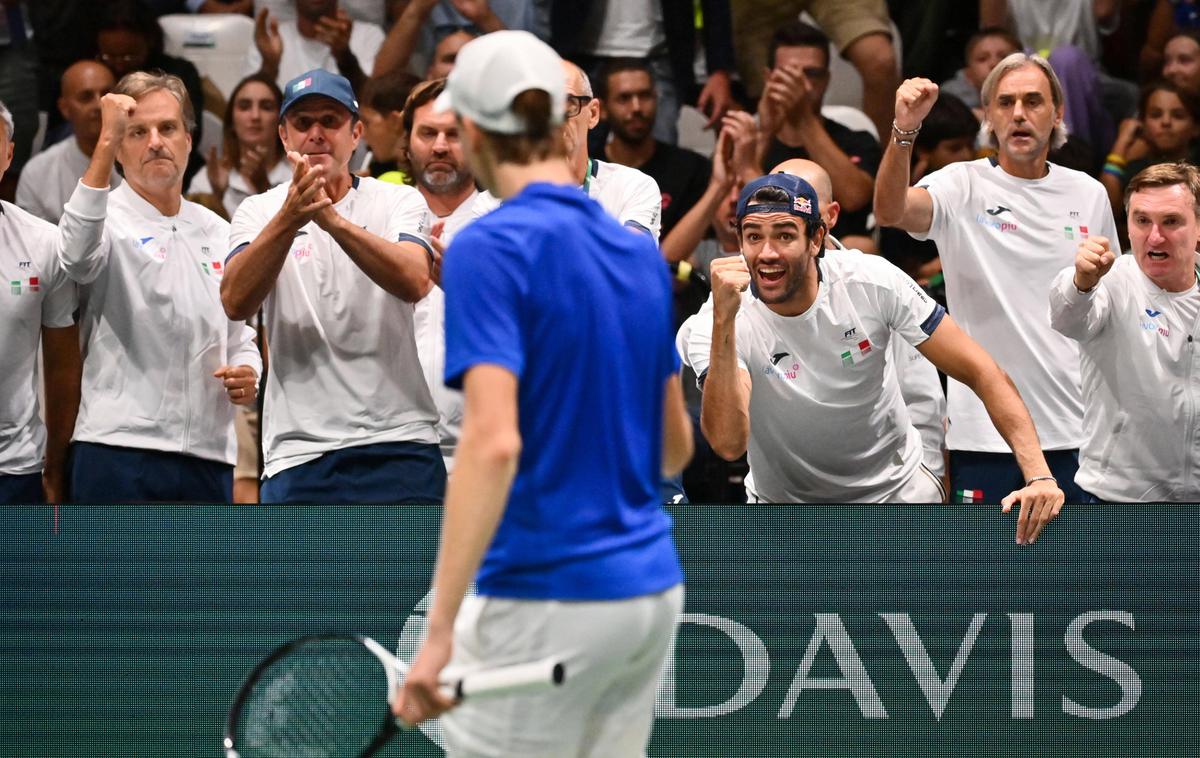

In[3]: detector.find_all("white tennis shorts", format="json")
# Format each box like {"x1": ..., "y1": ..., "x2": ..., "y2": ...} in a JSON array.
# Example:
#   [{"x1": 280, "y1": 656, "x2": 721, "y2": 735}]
[{"x1": 441, "y1": 583, "x2": 685, "y2": 757}]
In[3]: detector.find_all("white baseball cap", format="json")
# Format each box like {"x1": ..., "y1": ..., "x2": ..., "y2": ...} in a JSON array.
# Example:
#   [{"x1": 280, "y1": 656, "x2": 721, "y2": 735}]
[{"x1": 433, "y1": 30, "x2": 566, "y2": 134}]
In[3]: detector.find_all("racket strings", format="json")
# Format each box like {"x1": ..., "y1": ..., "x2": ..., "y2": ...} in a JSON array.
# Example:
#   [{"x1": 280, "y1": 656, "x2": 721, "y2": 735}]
[{"x1": 235, "y1": 641, "x2": 389, "y2": 757}]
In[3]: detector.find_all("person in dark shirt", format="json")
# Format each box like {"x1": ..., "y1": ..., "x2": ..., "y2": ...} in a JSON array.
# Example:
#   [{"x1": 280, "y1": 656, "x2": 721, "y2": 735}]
[
  {"x1": 756, "y1": 20, "x2": 880, "y2": 250},
  {"x1": 598, "y1": 57, "x2": 711, "y2": 249}
]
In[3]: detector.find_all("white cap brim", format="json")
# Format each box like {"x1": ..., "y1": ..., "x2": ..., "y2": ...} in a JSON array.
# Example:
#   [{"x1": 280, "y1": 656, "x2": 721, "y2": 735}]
[{"x1": 432, "y1": 89, "x2": 454, "y2": 115}]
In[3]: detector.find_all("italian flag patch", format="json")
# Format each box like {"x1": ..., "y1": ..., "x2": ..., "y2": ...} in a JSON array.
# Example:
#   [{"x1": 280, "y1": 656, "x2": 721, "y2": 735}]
[
  {"x1": 956, "y1": 489, "x2": 984, "y2": 503},
  {"x1": 840, "y1": 339, "x2": 872, "y2": 367}
]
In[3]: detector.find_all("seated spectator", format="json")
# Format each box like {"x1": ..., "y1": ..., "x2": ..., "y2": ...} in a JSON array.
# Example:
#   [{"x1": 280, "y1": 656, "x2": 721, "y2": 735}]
[
  {"x1": 940, "y1": 27, "x2": 1022, "y2": 118},
  {"x1": 1162, "y1": 29, "x2": 1200, "y2": 95},
  {"x1": 357, "y1": 69, "x2": 419, "y2": 182},
  {"x1": 96, "y1": 0, "x2": 206, "y2": 184},
  {"x1": 247, "y1": 1, "x2": 385, "y2": 94},
  {"x1": 1102, "y1": 80, "x2": 1200, "y2": 246},
  {"x1": 188, "y1": 73, "x2": 290, "y2": 220},
  {"x1": 1050, "y1": 162, "x2": 1200, "y2": 502},
  {"x1": 17, "y1": 61, "x2": 121, "y2": 223},
  {"x1": 757, "y1": 20, "x2": 881, "y2": 252},
  {"x1": 598, "y1": 58, "x2": 711, "y2": 255}
]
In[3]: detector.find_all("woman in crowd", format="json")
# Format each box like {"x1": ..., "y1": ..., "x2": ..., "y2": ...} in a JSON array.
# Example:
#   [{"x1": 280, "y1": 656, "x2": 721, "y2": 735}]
[{"x1": 188, "y1": 73, "x2": 289, "y2": 220}]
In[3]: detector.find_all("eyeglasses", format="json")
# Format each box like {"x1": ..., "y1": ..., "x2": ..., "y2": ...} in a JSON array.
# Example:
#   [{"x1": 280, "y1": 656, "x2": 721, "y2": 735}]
[{"x1": 565, "y1": 95, "x2": 592, "y2": 118}]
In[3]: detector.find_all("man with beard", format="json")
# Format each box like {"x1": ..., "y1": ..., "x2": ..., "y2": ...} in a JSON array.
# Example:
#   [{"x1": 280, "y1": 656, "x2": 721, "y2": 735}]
[
  {"x1": 403, "y1": 77, "x2": 479, "y2": 472},
  {"x1": 875, "y1": 54, "x2": 1119, "y2": 505},
  {"x1": 598, "y1": 58, "x2": 710, "y2": 250},
  {"x1": 18, "y1": 62, "x2": 121, "y2": 223},
  {"x1": 248, "y1": 0, "x2": 385, "y2": 93},
  {"x1": 702, "y1": 173, "x2": 1064, "y2": 543}
]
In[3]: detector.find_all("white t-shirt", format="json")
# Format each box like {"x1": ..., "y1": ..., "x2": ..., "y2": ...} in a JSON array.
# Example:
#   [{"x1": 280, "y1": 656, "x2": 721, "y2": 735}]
[
  {"x1": 58, "y1": 182, "x2": 261, "y2": 465},
  {"x1": 912, "y1": 158, "x2": 1118, "y2": 452},
  {"x1": 252, "y1": 0, "x2": 388, "y2": 27},
  {"x1": 683, "y1": 249, "x2": 945, "y2": 502},
  {"x1": 412, "y1": 189, "x2": 478, "y2": 471},
  {"x1": 187, "y1": 158, "x2": 292, "y2": 221},
  {"x1": 0, "y1": 202, "x2": 77, "y2": 475},
  {"x1": 244, "y1": 19, "x2": 386, "y2": 91},
  {"x1": 585, "y1": 0, "x2": 665, "y2": 57},
  {"x1": 471, "y1": 159, "x2": 662, "y2": 240},
  {"x1": 16, "y1": 139, "x2": 121, "y2": 224},
  {"x1": 230, "y1": 176, "x2": 439, "y2": 478},
  {"x1": 1050, "y1": 254, "x2": 1200, "y2": 501}
]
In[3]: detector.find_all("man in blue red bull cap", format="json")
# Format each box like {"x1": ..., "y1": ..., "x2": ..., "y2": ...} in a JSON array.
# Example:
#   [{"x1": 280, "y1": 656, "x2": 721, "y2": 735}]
[
  {"x1": 696, "y1": 172, "x2": 1065, "y2": 543},
  {"x1": 222, "y1": 68, "x2": 444, "y2": 504}
]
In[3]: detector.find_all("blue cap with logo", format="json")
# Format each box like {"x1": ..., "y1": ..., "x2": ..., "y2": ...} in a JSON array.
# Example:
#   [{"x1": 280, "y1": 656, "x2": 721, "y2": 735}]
[
  {"x1": 735, "y1": 173, "x2": 821, "y2": 225},
  {"x1": 280, "y1": 69, "x2": 359, "y2": 117}
]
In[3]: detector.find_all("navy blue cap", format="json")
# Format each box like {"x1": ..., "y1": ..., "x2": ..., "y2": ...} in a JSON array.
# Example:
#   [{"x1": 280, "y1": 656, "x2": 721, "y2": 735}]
[
  {"x1": 280, "y1": 69, "x2": 359, "y2": 117},
  {"x1": 735, "y1": 173, "x2": 820, "y2": 225}
]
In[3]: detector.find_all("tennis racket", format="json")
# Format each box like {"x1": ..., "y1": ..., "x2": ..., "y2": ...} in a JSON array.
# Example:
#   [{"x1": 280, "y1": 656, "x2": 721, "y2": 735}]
[{"x1": 224, "y1": 633, "x2": 565, "y2": 758}]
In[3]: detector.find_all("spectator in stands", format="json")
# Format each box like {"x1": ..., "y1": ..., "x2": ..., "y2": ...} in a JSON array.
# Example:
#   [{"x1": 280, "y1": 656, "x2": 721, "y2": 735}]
[
  {"x1": 17, "y1": 62, "x2": 121, "y2": 223},
  {"x1": 402, "y1": 77, "x2": 479, "y2": 473},
  {"x1": 550, "y1": 0, "x2": 737, "y2": 143},
  {"x1": 692, "y1": 173, "x2": 1061, "y2": 541},
  {"x1": 598, "y1": 58, "x2": 711, "y2": 249},
  {"x1": 732, "y1": 0, "x2": 899, "y2": 141},
  {"x1": 1162, "y1": 29, "x2": 1200, "y2": 95},
  {"x1": 940, "y1": 27, "x2": 1022, "y2": 118},
  {"x1": 57, "y1": 72, "x2": 261, "y2": 502},
  {"x1": 875, "y1": 54, "x2": 1119, "y2": 505},
  {"x1": 254, "y1": 0, "x2": 397, "y2": 28},
  {"x1": 1050, "y1": 162, "x2": 1200, "y2": 502},
  {"x1": 757, "y1": 20, "x2": 880, "y2": 252},
  {"x1": 0, "y1": 98, "x2": 80, "y2": 504},
  {"x1": 0, "y1": 0, "x2": 37, "y2": 201},
  {"x1": 188, "y1": 73, "x2": 290, "y2": 220},
  {"x1": 222, "y1": 69, "x2": 442, "y2": 503},
  {"x1": 471, "y1": 60, "x2": 662, "y2": 241},
  {"x1": 373, "y1": 0, "x2": 496, "y2": 79},
  {"x1": 190, "y1": 0, "x2": 253, "y2": 13},
  {"x1": 248, "y1": 1, "x2": 385, "y2": 94},
  {"x1": 96, "y1": 0, "x2": 206, "y2": 184},
  {"x1": 425, "y1": 27, "x2": 474, "y2": 78},
  {"x1": 1101, "y1": 80, "x2": 1200, "y2": 245},
  {"x1": 358, "y1": 69, "x2": 419, "y2": 182},
  {"x1": 1141, "y1": 0, "x2": 1200, "y2": 78}
]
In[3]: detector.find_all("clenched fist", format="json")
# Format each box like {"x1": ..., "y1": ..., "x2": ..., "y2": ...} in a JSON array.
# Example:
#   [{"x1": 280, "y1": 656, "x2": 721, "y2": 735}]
[
  {"x1": 710, "y1": 255, "x2": 752, "y2": 321},
  {"x1": 1073, "y1": 236, "x2": 1116, "y2": 292},
  {"x1": 894, "y1": 78, "x2": 939, "y2": 132}
]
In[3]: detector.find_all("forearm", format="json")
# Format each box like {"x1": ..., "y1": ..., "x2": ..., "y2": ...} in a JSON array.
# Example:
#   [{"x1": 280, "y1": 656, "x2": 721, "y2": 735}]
[
  {"x1": 323, "y1": 215, "x2": 430, "y2": 301},
  {"x1": 227, "y1": 321, "x2": 263, "y2": 377},
  {"x1": 221, "y1": 214, "x2": 294, "y2": 319},
  {"x1": 800, "y1": 122, "x2": 873, "y2": 211},
  {"x1": 58, "y1": 182, "x2": 111, "y2": 283},
  {"x1": 699, "y1": 315, "x2": 749, "y2": 460},
  {"x1": 660, "y1": 181, "x2": 729, "y2": 264},
  {"x1": 82, "y1": 138, "x2": 119, "y2": 190},
  {"x1": 372, "y1": 1, "x2": 428, "y2": 76},
  {"x1": 971, "y1": 365, "x2": 1052, "y2": 480},
  {"x1": 661, "y1": 374, "x2": 694, "y2": 477},
  {"x1": 334, "y1": 49, "x2": 367, "y2": 93},
  {"x1": 1048, "y1": 270, "x2": 1101, "y2": 340},
  {"x1": 41, "y1": 329, "x2": 82, "y2": 479},
  {"x1": 424, "y1": 427, "x2": 519, "y2": 638},
  {"x1": 873, "y1": 138, "x2": 915, "y2": 227}
]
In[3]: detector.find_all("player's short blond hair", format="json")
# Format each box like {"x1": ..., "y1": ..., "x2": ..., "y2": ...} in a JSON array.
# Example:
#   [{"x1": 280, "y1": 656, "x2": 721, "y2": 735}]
[
  {"x1": 1124, "y1": 162, "x2": 1200, "y2": 219},
  {"x1": 114, "y1": 70, "x2": 196, "y2": 133}
]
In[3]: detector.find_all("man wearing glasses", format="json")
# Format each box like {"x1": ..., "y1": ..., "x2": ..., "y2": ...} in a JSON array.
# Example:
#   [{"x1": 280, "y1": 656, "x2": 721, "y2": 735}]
[
  {"x1": 471, "y1": 59, "x2": 663, "y2": 240},
  {"x1": 757, "y1": 20, "x2": 881, "y2": 252}
]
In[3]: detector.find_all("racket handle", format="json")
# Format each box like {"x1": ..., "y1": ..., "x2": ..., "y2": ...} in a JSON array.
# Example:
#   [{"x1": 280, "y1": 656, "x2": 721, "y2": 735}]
[{"x1": 452, "y1": 658, "x2": 566, "y2": 700}]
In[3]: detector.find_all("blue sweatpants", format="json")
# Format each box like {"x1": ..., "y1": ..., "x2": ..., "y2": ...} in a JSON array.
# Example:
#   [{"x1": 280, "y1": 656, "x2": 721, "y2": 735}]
[
  {"x1": 949, "y1": 449, "x2": 1084, "y2": 504},
  {"x1": 70, "y1": 442, "x2": 233, "y2": 503},
  {"x1": 0, "y1": 472, "x2": 44, "y2": 504}
]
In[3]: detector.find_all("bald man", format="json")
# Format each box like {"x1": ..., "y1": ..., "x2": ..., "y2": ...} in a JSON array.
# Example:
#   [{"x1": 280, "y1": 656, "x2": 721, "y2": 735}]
[
  {"x1": 470, "y1": 59, "x2": 662, "y2": 240},
  {"x1": 17, "y1": 62, "x2": 122, "y2": 223}
]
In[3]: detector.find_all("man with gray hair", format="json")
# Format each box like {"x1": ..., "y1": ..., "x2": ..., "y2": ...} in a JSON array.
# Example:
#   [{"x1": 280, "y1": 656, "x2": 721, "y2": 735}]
[
  {"x1": 0, "y1": 98, "x2": 80, "y2": 504},
  {"x1": 874, "y1": 52, "x2": 1118, "y2": 506},
  {"x1": 57, "y1": 72, "x2": 261, "y2": 502}
]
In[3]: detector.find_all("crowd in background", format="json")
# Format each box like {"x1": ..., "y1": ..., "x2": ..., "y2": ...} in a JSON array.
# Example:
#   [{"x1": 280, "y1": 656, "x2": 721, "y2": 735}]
[{"x1": 3, "y1": 0, "x2": 1200, "y2": 507}]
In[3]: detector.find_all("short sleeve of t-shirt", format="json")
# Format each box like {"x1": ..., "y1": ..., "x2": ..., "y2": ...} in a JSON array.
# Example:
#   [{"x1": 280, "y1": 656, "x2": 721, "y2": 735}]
[
  {"x1": 383, "y1": 184, "x2": 433, "y2": 253},
  {"x1": 442, "y1": 223, "x2": 527, "y2": 389},
  {"x1": 911, "y1": 161, "x2": 970, "y2": 243},
  {"x1": 615, "y1": 169, "x2": 663, "y2": 240},
  {"x1": 862, "y1": 254, "x2": 946, "y2": 346},
  {"x1": 227, "y1": 192, "x2": 271, "y2": 260}
]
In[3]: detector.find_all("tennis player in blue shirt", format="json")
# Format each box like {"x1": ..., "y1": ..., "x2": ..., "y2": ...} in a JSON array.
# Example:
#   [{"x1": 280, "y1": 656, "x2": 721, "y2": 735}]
[{"x1": 394, "y1": 30, "x2": 693, "y2": 756}]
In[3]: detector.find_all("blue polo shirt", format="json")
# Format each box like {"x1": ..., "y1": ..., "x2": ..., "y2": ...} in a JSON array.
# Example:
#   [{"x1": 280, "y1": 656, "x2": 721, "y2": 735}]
[{"x1": 443, "y1": 182, "x2": 683, "y2": 600}]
